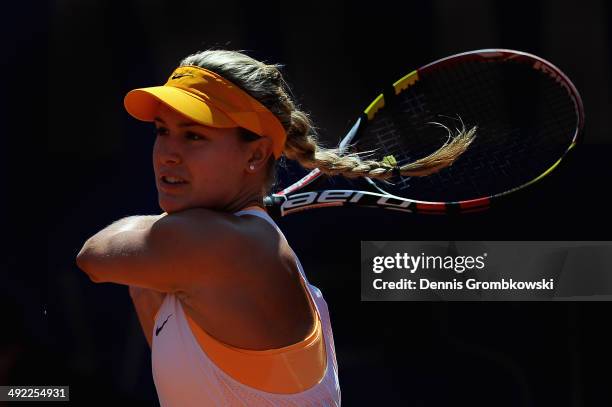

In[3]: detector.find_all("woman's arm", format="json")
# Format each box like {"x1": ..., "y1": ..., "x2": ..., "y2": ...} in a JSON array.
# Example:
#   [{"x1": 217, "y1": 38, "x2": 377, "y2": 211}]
[
  {"x1": 74, "y1": 208, "x2": 252, "y2": 292},
  {"x1": 79, "y1": 213, "x2": 167, "y2": 251},
  {"x1": 76, "y1": 213, "x2": 167, "y2": 285}
]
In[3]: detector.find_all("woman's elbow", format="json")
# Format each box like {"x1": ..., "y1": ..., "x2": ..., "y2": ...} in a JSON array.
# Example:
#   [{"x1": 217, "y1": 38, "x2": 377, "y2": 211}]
[{"x1": 75, "y1": 244, "x2": 102, "y2": 283}]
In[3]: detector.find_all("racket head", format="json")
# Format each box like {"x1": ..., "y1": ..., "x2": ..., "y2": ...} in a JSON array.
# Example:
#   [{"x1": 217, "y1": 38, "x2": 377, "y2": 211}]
[
  {"x1": 352, "y1": 49, "x2": 584, "y2": 212},
  {"x1": 266, "y1": 49, "x2": 584, "y2": 216}
]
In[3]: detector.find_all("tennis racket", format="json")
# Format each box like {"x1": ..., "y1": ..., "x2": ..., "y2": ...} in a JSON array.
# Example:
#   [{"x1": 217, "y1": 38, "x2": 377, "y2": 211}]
[{"x1": 263, "y1": 49, "x2": 584, "y2": 217}]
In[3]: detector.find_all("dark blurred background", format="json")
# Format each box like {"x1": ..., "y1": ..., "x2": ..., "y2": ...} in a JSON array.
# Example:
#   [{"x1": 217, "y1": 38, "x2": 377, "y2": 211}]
[{"x1": 7, "y1": 0, "x2": 612, "y2": 405}]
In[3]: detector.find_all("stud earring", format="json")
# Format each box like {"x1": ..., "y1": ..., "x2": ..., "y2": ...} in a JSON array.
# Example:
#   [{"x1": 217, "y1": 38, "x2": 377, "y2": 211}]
[{"x1": 249, "y1": 164, "x2": 255, "y2": 170}]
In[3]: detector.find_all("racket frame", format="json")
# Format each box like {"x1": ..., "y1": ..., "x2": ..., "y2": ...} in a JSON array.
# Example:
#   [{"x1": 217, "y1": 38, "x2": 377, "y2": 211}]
[{"x1": 264, "y1": 49, "x2": 584, "y2": 217}]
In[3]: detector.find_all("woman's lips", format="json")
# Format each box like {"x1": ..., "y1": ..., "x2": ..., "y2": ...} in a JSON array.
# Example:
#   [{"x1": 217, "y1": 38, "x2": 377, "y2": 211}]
[{"x1": 158, "y1": 179, "x2": 189, "y2": 193}]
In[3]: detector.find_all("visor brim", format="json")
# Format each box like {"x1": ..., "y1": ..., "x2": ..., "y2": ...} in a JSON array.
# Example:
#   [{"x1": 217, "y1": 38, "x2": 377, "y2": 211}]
[{"x1": 123, "y1": 86, "x2": 236, "y2": 128}]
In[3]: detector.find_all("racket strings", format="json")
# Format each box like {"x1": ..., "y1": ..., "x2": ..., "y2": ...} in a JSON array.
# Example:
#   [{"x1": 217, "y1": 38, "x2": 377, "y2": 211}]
[{"x1": 357, "y1": 59, "x2": 577, "y2": 202}]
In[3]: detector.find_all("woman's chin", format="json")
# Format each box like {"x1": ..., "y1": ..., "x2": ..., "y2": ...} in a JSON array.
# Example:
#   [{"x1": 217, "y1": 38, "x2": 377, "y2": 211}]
[{"x1": 158, "y1": 197, "x2": 185, "y2": 214}]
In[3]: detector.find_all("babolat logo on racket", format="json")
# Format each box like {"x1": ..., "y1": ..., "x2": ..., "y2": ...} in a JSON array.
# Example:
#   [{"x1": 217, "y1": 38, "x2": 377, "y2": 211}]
[{"x1": 281, "y1": 190, "x2": 416, "y2": 216}]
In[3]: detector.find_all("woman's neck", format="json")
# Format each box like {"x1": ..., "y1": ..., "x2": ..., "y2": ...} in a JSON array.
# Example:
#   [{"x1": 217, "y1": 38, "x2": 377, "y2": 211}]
[{"x1": 239, "y1": 203, "x2": 267, "y2": 212}]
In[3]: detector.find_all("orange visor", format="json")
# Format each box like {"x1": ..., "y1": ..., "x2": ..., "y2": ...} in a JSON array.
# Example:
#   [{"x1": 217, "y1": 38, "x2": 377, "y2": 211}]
[{"x1": 124, "y1": 65, "x2": 287, "y2": 159}]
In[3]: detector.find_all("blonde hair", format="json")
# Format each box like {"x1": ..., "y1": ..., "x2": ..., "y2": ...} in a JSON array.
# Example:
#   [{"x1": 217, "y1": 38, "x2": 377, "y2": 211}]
[{"x1": 180, "y1": 49, "x2": 476, "y2": 192}]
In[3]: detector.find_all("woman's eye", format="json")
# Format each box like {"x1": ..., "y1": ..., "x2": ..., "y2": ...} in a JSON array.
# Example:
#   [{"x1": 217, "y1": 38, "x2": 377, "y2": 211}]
[
  {"x1": 154, "y1": 127, "x2": 168, "y2": 136},
  {"x1": 185, "y1": 132, "x2": 204, "y2": 141},
  {"x1": 153, "y1": 127, "x2": 203, "y2": 141}
]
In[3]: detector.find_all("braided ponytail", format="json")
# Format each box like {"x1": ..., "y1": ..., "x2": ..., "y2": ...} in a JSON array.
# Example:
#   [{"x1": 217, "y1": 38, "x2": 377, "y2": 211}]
[{"x1": 180, "y1": 49, "x2": 476, "y2": 192}]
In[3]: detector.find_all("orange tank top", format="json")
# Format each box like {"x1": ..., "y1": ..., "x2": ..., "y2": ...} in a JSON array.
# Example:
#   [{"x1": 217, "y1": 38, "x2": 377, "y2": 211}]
[{"x1": 164, "y1": 205, "x2": 327, "y2": 394}]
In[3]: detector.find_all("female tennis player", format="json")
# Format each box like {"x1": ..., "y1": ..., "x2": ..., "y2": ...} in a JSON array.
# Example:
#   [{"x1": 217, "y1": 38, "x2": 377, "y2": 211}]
[{"x1": 75, "y1": 49, "x2": 471, "y2": 406}]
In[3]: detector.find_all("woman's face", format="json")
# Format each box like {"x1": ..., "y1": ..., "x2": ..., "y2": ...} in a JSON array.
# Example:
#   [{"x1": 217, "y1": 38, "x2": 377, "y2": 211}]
[{"x1": 152, "y1": 103, "x2": 249, "y2": 213}]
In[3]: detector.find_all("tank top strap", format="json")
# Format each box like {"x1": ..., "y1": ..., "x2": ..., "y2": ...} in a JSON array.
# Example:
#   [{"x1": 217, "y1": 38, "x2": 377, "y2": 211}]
[{"x1": 233, "y1": 207, "x2": 280, "y2": 230}]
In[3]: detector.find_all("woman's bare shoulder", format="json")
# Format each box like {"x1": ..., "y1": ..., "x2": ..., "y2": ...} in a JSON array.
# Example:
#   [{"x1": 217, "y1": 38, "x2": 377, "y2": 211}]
[{"x1": 172, "y1": 208, "x2": 287, "y2": 283}]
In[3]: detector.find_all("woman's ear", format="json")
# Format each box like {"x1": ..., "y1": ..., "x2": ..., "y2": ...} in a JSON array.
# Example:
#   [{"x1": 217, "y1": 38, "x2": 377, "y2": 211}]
[{"x1": 246, "y1": 137, "x2": 274, "y2": 172}]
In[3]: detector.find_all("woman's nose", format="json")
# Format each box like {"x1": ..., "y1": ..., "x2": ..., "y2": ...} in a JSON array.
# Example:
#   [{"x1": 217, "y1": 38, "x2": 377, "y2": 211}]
[
  {"x1": 153, "y1": 147, "x2": 182, "y2": 165},
  {"x1": 162, "y1": 153, "x2": 181, "y2": 165},
  {"x1": 156, "y1": 144, "x2": 182, "y2": 165}
]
